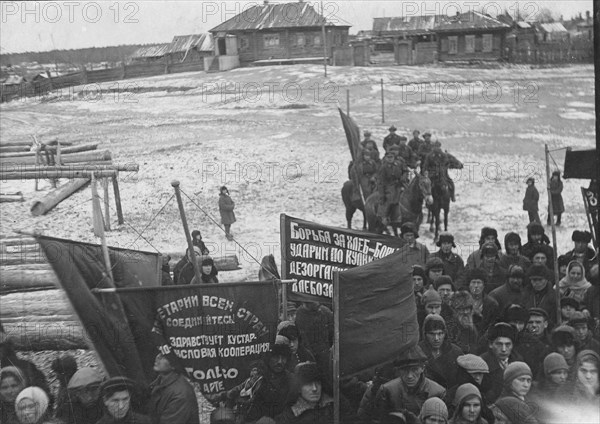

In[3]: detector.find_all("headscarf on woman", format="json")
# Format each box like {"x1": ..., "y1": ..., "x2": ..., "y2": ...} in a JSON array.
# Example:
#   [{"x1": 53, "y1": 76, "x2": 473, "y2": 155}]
[
  {"x1": 14, "y1": 387, "x2": 50, "y2": 424},
  {"x1": 558, "y1": 261, "x2": 591, "y2": 303}
]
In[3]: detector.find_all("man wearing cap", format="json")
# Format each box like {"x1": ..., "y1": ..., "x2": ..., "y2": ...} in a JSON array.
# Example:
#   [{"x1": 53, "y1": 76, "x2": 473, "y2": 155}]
[
  {"x1": 564, "y1": 230, "x2": 596, "y2": 274},
  {"x1": 150, "y1": 353, "x2": 199, "y2": 424},
  {"x1": 560, "y1": 296, "x2": 580, "y2": 322},
  {"x1": 446, "y1": 290, "x2": 479, "y2": 354},
  {"x1": 499, "y1": 232, "x2": 531, "y2": 271},
  {"x1": 383, "y1": 126, "x2": 403, "y2": 152},
  {"x1": 361, "y1": 130, "x2": 381, "y2": 161},
  {"x1": 400, "y1": 222, "x2": 430, "y2": 264},
  {"x1": 523, "y1": 264, "x2": 557, "y2": 323},
  {"x1": 469, "y1": 241, "x2": 508, "y2": 294},
  {"x1": 97, "y1": 376, "x2": 151, "y2": 424},
  {"x1": 58, "y1": 367, "x2": 104, "y2": 424},
  {"x1": 417, "y1": 132, "x2": 434, "y2": 166},
  {"x1": 521, "y1": 222, "x2": 553, "y2": 263},
  {"x1": 425, "y1": 257, "x2": 445, "y2": 286},
  {"x1": 412, "y1": 265, "x2": 427, "y2": 304},
  {"x1": 418, "y1": 286, "x2": 444, "y2": 328},
  {"x1": 445, "y1": 354, "x2": 490, "y2": 412},
  {"x1": 430, "y1": 232, "x2": 465, "y2": 282},
  {"x1": 466, "y1": 227, "x2": 503, "y2": 270},
  {"x1": 376, "y1": 150, "x2": 407, "y2": 226},
  {"x1": 480, "y1": 323, "x2": 523, "y2": 403},
  {"x1": 374, "y1": 345, "x2": 446, "y2": 419},
  {"x1": 551, "y1": 325, "x2": 579, "y2": 378},
  {"x1": 408, "y1": 130, "x2": 422, "y2": 153},
  {"x1": 419, "y1": 314, "x2": 463, "y2": 389},
  {"x1": 489, "y1": 265, "x2": 526, "y2": 313},
  {"x1": 526, "y1": 308, "x2": 552, "y2": 348},
  {"x1": 569, "y1": 311, "x2": 600, "y2": 353},
  {"x1": 191, "y1": 230, "x2": 210, "y2": 255}
]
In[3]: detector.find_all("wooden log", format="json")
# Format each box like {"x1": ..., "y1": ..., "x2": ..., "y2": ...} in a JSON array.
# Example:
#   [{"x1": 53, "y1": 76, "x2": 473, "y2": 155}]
[
  {"x1": 0, "y1": 268, "x2": 59, "y2": 292},
  {"x1": 30, "y1": 178, "x2": 90, "y2": 216},
  {"x1": 0, "y1": 142, "x2": 99, "y2": 158},
  {"x1": 1, "y1": 169, "x2": 118, "y2": 180},
  {"x1": 0, "y1": 192, "x2": 23, "y2": 203},
  {"x1": 166, "y1": 253, "x2": 241, "y2": 271},
  {"x1": 0, "y1": 138, "x2": 64, "y2": 147},
  {"x1": 0, "y1": 150, "x2": 112, "y2": 166},
  {"x1": 0, "y1": 146, "x2": 30, "y2": 153},
  {"x1": 0, "y1": 163, "x2": 136, "y2": 173},
  {"x1": 0, "y1": 252, "x2": 48, "y2": 266},
  {"x1": 0, "y1": 289, "x2": 87, "y2": 350}
]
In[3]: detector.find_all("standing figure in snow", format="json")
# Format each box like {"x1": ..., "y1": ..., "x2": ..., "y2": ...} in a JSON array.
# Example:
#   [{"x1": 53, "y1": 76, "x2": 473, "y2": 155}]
[
  {"x1": 219, "y1": 186, "x2": 236, "y2": 241},
  {"x1": 548, "y1": 170, "x2": 565, "y2": 226},
  {"x1": 523, "y1": 177, "x2": 541, "y2": 224}
]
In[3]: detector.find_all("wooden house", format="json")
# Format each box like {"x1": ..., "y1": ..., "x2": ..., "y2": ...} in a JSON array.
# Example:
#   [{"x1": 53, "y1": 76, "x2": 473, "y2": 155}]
[
  {"x1": 164, "y1": 34, "x2": 214, "y2": 63},
  {"x1": 435, "y1": 11, "x2": 510, "y2": 62},
  {"x1": 209, "y1": 0, "x2": 351, "y2": 66},
  {"x1": 130, "y1": 44, "x2": 170, "y2": 63}
]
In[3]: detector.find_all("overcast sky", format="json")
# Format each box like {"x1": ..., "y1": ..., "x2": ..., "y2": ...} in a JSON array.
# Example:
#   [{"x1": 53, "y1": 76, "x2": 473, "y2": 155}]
[{"x1": 0, "y1": 0, "x2": 594, "y2": 53}]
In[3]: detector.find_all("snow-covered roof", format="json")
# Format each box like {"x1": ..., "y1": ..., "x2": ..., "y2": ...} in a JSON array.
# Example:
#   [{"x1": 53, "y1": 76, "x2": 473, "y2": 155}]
[
  {"x1": 435, "y1": 11, "x2": 510, "y2": 32},
  {"x1": 165, "y1": 34, "x2": 214, "y2": 54},
  {"x1": 373, "y1": 15, "x2": 443, "y2": 34},
  {"x1": 538, "y1": 22, "x2": 568, "y2": 33},
  {"x1": 132, "y1": 44, "x2": 169, "y2": 58}
]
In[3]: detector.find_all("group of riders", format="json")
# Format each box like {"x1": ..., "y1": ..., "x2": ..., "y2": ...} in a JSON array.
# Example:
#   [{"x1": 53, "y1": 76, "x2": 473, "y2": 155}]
[{"x1": 348, "y1": 126, "x2": 457, "y2": 227}]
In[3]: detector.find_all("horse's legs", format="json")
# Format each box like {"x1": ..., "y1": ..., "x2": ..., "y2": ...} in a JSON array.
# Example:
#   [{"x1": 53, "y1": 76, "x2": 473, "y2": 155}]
[
  {"x1": 346, "y1": 205, "x2": 355, "y2": 229},
  {"x1": 444, "y1": 203, "x2": 449, "y2": 231}
]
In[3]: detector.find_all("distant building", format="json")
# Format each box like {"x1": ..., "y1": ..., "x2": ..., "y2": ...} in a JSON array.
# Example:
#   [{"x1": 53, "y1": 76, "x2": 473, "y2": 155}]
[
  {"x1": 164, "y1": 34, "x2": 214, "y2": 63},
  {"x1": 534, "y1": 22, "x2": 569, "y2": 43},
  {"x1": 209, "y1": 0, "x2": 351, "y2": 66},
  {"x1": 130, "y1": 44, "x2": 170, "y2": 63}
]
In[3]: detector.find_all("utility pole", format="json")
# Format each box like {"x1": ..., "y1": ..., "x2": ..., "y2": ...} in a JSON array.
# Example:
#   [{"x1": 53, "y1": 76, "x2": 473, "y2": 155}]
[{"x1": 321, "y1": 0, "x2": 328, "y2": 77}]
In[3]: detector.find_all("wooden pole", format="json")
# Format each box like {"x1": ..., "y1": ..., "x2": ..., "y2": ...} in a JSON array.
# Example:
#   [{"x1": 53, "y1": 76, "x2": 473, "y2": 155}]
[
  {"x1": 0, "y1": 142, "x2": 99, "y2": 158},
  {"x1": 30, "y1": 179, "x2": 90, "y2": 216},
  {"x1": 333, "y1": 271, "x2": 340, "y2": 424},
  {"x1": 34, "y1": 150, "x2": 40, "y2": 191},
  {"x1": 103, "y1": 178, "x2": 111, "y2": 231},
  {"x1": 1, "y1": 163, "x2": 136, "y2": 173},
  {"x1": 112, "y1": 176, "x2": 124, "y2": 225},
  {"x1": 1, "y1": 169, "x2": 118, "y2": 180},
  {"x1": 281, "y1": 281, "x2": 288, "y2": 320},
  {"x1": 321, "y1": 0, "x2": 328, "y2": 78},
  {"x1": 91, "y1": 174, "x2": 114, "y2": 282},
  {"x1": 346, "y1": 89, "x2": 350, "y2": 117},
  {"x1": 0, "y1": 150, "x2": 112, "y2": 166},
  {"x1": 545, "y1": 144, "x2": 561, "y2": 325},
  {"x1": 171, "y1": 180, "x2": 202, "y2": 285},
  {"x1": 381, "y1": 78, "x2": 385, "y2": 123}
]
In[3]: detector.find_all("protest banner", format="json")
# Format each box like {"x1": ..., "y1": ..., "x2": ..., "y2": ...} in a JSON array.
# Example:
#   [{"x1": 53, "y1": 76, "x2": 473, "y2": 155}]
[{"x1": 280, "y1": 214, "x2": 405, "y2": 303}]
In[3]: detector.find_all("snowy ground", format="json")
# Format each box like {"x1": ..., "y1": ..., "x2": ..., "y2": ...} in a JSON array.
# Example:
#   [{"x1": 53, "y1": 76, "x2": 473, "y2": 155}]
[{"x1": 0, "y1": 63, "x2": 596, "y2": 422}]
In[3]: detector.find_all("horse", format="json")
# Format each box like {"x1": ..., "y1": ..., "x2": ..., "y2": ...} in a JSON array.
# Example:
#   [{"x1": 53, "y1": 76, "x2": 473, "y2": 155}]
[
  {"x1": 427, "y1": 153, "x2": 463, "y2": 241},
  {"x1": 341, "y1": 180, "x2": 366, "y2": 230},
  {"x1": 365, "y1": 172, "x2": 433, "y2": 235}
]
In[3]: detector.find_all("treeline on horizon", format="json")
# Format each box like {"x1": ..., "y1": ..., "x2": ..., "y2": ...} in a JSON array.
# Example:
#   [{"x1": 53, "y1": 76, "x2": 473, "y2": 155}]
[{"x1": 0, "y1": 44, "x2": 159, "y2": 67}]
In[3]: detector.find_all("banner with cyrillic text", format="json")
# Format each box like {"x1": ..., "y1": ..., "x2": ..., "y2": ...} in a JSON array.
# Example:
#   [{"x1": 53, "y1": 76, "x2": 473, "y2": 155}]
[{"x1": 280, "y1": 214, "x2": 405, "y2": 303}]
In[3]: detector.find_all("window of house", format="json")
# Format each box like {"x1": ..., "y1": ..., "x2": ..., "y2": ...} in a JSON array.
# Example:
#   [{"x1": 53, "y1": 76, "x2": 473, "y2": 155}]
[
  {"x1": 465, "y1": 35, "x2": 475, "y2": 53},
  {"x1": 334, "y1": 32, "x2": 341, "y2": 45},
  {"x1": 295, "y1": 33, "x2": 305, "y2": 47},
  {"x1": 264, "y1": 34, "x2": 280, "y2": 48},
  {"x1": 448, "y1": 36, "x2": 458, "y2": 54},
  {"x1": 440, "y1": 38, "x2": 448, "y2": 52},
  {"x1": 482, "y1": 34, "x2": 493, "y2": 52},
  {"x1": 314, "y1": 34, "x2": 321, "y2": 46},
  {"x1": 239, "y1": 36, "x2": 249, "y2": 51}
]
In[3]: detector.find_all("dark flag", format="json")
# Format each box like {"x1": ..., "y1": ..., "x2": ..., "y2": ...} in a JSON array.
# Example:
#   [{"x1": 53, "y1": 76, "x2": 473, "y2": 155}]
[
  {"x1": 338, "y1": 107, "x2": 361, "y2": 162},
  {"x1": 337, "y1": 245, "x2": 419, "y2": 377},
  {"x1": 563, "y1": 148, "x2": 597, "y2": 180}
]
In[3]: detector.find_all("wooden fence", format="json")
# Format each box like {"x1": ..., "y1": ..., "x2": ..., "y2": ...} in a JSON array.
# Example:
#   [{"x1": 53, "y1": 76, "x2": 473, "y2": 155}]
[{"x1": 1, "y1": 59, "x2": 205, "y2": 103}]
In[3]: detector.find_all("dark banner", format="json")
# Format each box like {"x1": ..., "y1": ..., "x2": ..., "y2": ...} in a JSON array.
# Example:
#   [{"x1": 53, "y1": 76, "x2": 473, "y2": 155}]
[
  {"x1": 280, "y1": 214, "x2": 405, "y2": 303},
  {"x1": 109, "y1": 283, "x2": 279, "y2": 394},
  {"x1": 563, "y1": 149, "x2": 597, "y2": 180},
  {"x1": 337, "y1": 246, "x2": 419, "y2": 377},
  {"x1": 339, "y1": 107, "x2": 361, "y2": 162}
]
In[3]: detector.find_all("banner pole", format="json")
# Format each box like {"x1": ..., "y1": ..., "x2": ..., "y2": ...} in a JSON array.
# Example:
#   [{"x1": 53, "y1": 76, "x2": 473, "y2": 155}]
[
  {"x1": 280, "y1": 214, "x2": 289, "y2": 320},
  {"x1": 171, "y1": 180, "x2": 203, "y2": 285},
  {"x1": 545, "y1": 145, "x2": 561, "y2": 325},
  {"x1": 381, "y1": 78, "x2": 385, "y2": 123},
  {"x1": 333, "y1": 271, "x2": 340, "y2": 424}
]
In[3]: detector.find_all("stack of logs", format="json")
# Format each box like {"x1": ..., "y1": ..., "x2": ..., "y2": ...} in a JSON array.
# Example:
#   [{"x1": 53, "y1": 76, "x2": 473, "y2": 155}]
[
  {"x1": 0, "y1": 235, "x2": 246, "y2": 351},
  {"x1": 0, "y1": 137, "x2": 138, "y2": 221}
]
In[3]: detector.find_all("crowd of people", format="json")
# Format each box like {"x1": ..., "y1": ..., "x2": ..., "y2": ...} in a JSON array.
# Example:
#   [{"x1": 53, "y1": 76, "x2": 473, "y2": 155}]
[{"x1": 348, "y1": 127, "x2": 458, "y2": 226}]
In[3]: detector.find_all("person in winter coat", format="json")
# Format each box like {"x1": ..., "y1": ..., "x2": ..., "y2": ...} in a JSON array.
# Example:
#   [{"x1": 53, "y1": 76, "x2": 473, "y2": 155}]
[
  {"x1": 550, "y1": 325, "x2": 580, "y2": 380},
  {"x1": 466, "y1": 268, "x2": 500, "y2": 336},
  {"x1": 172, "y1": 246, "x2": 202, "y2": 285},
  {"x1": 218, "y1": 186, "x2": 236, "y2": 240},
  {"x1": 548, "y1": 171, "x2": 564, "y2": 226},
  {"x1": 277, "y1": 324, "x2": 316, "y2": 372},
  {"x1": 50, "y1": 355, "x2": 78, "y2": 420},
  {"x1": 430, "y1": 232, "x2": 465, "y2": 283},
  {"x1": 418, "y1": 314, "x2": 464, "y2": 389},
  {"x1": 374, "y1": 346, "x2": 446, "y2": 419},
  {"x1": 14, "y1": 386, "x2": 57, "y2": 424},
  {"x1": 150, "y1": 354, "x2": 199, "y2": 424},
  {"x1": 523, "y1": 177, "x2": 541, "y2": 224},
  {"x1": 558, "y1": 260, "x2": 591, "y2": 304},
  {"x1": 491, "y1": 396, "x2": 538, "y2": 424},
  {"x1": 568, "y1": 312, "x2": 600, "y2": 353},
  {"x1": 191, "y1": 230, "x2": 210, "y2": 255},
  {"x1": 466, "y1": 227, "x2": 503, "y2": 271},
  {"x1": 467, "y1": 242, "x2": 507, "y2": 294},
  {"x1": 57, "y1": 367, "x2": 105, "y2": 424},
  {"x1": 489, "y1": 265, "x2": 526, "y2": 313},
  {"x1": 521, "y1": 222, "x2": 553, "y2": 263},
  {"x1": 418, "y1": 286, "x2": 444, "y2": 328},
  {"x1": 1, "y1": 366, "x2": 27, "y2": 424},
  {"x1": 412, "y1": 265, "x2": 427, "y2": 305},
  {"x1": 97, "y1": 376, "x2": 151, "y2": 424},
  {"x1": 582, "y1": 263, "x2": 599, "y2": 336},
  {"x1": 528, "y1": 353, "x2": 570, "y2": 422},
  {"x1": 448, "y1": 383, "x2": 488, "y2": 424},
  {"x1": 525, "y1": 308, "x2": 552, "y2": 350},
  {"x1": 294, "y1": 302, "x2": 333, "y2": 376},
  {"x1": 446, "y1": 291, "x2": 479, "y2": 354},
  {"x1": 555, "y1": 350, "x2": 600, "y2": 423},
  {"x1": 496, "y1": 362, "x2": 533, "y2": 403},
  {"x1": 522, "y1": 264, "x2": 557, "y2": 324},
  {"x1": 190, "y1": 256, "x2": 219, "y2": 284},
  {"x1": 563, "y1": 230, "x2": 596, "y2": 275},
  {"x1": 499, "y1": 233, "x2": 531, "y2": 271}
]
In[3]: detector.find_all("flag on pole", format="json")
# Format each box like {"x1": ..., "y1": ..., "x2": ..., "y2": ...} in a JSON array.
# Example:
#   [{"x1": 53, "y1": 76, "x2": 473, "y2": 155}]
[{"x1": 338, "y1": 107, "x2": 361, "y2": 162}]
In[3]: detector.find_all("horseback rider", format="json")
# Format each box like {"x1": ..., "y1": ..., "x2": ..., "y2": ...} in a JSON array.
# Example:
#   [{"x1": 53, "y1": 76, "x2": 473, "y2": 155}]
[
  {"x1": 361, "y1": 130, "x2": 380, "y2": 162},
  {"x1": 423, "y1": 141, "x2": 456, "y2": 202},
  {"x1": 382, "y1": 125, "x2": 403, "y2": 152},
  {"x1": 396, "y1": 135, "x2": 420, "y2": 169},
  {"x1": 417, "y1": 131, "x2": 434, "y2": 165},
  {"x1": 349, "y1": 149, "x2": 379, "y2": 202},
  {"x1": 376, "y1": 150, "x2": 408, "y2": 226},
  {"x1": 408, "y1": 129, "x2": 423, "y2": 154}
]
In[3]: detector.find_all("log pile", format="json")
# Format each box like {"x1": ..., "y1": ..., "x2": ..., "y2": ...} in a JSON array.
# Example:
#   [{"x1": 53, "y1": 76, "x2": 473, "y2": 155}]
[{"x1": 0, "y1": 136, "x2": 139, "y2": 219}]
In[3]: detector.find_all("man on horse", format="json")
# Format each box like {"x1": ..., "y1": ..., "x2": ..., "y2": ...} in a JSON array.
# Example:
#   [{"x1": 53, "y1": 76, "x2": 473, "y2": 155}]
[
  {"x1": 350, "y1": 148, "x2": 380, "y2": 202},
  {"x1": 417, "y1": 131, "x2": 434, "y2": 165},
  {"x1": 376, "y1": 150, "x2": 408, "y2": 226},
  {"x1": 361, "y1": 130, "x2": 380, "y2": 162},
  {"x1": 408, "y1": 129, "x2": 423, "y2": 154},
  {"x1": 423, "y1": 142, "x2": 456, "y2": 202},
  {"x1": 383, "y1": 125, "x2": 403, "y2": 152}
]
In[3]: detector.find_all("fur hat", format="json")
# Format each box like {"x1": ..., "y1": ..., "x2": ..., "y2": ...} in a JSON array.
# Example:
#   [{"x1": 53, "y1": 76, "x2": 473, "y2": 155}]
[
  {"x1": 434, "y1": 275, "x2": 454, "y2": 291},
  {"x1": 557, "y1": 254, "x2": 570, "y2": 268},
  {"x1": 480, "y1": 227, "x2": 498, "y2": 242},
  {"x1": 294, "y1": 362, "x2": 321, "y2": 386},
  {"x1": 457, "y1": 354, "x2": 489, "y2": 374},
  {"x1": 526, "y1": 177, "x2": 535, "y2": 184},
  {"x1": 572, "y1": 230, "x2": 592, "y2": 243},
  {"x1": 503, "y1": 361, "x2": 532, "y2": 386},
  {"x1": 278, "y1": 324, "x2": 300, "y2": 341},
  {"x1": 508, "y1": 264, "x2": 525, "y2": 278},
  {"x1": 422, "y1": 285, "x2": 442, "y2": 306},
  {"x1": 504, "y1": 304, "x2": 528, "y2": 324},
  {"x1": 551, "y1": 325, "x2": 576, "y2": 347},
  {"x1": 527, "y1": 264, "x2": 549, "y2": 280},
  {"x1": 436, "y1": 232, "x2": 456, "y2": 247},
  {"x1": 425, "y1": 257, "x2": 445, "y2": 273},
  {"x1": 453, "y1": 383, "x2": 481, "y2": 408},
  {"x1": 560, "y1": 297, "x2": 580, "y2": 309},
  {"x1": 481, "y1": 241, "x2": 499, "y2": 257},
  {"x1": 451, "y1": 290, "x2": 474, "y2": 310},
  {"x1": 393, "y1": 345, "x2": 427, "y2": 368},
  {"x1": 527, "y1": 222, "x2": 545, "y2": 236},
  {"x1": 419, "y1": 397, "x2": 448, "y2": 422},
  {"x1": 466, "y1": 268, "x2": 488, "y2": 284},
  {"x1": 401, "y1": 222, "x2": 419, "y2": 238},
  {"x1": 412, "y1": 265, "x2": 426, "y2": 278},
  {"x1": 504, "y1": 232, "x2": 522, "y2": 249},
  {"x1": 423, "y1": 314, "x2": 446, "y2": 333},
  {"x1": 487, "y1": 322, "x2": 516, "y2": 342},
  {"x1": 269, "y1": 343, "x2": 291, "y2": 359},
  {"x1": 191, "y1": 230, "x2": 201, "y2": 239},
  {"x1": 543, "y1": 352, "x2": 569, "y2": 375}
]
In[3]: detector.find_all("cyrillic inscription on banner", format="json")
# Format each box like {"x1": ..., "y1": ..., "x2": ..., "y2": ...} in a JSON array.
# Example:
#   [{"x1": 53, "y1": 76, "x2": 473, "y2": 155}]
[
  {"x1": 280, "y1": 214, "x2": 405, "y2": 303},
  {"x1": 148, "y1": 283, "x2": 278, "y2": 394}
]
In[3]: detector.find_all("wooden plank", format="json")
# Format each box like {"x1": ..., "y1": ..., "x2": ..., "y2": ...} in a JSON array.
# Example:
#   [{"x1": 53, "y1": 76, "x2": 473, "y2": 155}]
[{"x1": 30, "y1": 178, "x2": 90, "y2": 216}]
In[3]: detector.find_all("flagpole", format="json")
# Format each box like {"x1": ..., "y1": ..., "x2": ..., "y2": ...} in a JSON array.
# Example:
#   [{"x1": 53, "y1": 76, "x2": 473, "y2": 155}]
[
  {"x1": 545, "y1": 145, "x2": 561, "y2": 324},
  {"x1": 171, "y1": 180, "x2": 203, "y2": 285},
  {"x1": 321, "y1": 0, "x2": 328, "y2": 78},
  {"x1": 333, "y1": 271, "x2": 340, "y2": 424},
  {"x1": 92, "y1": 173, "x2": 114, "y2": 282}
]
